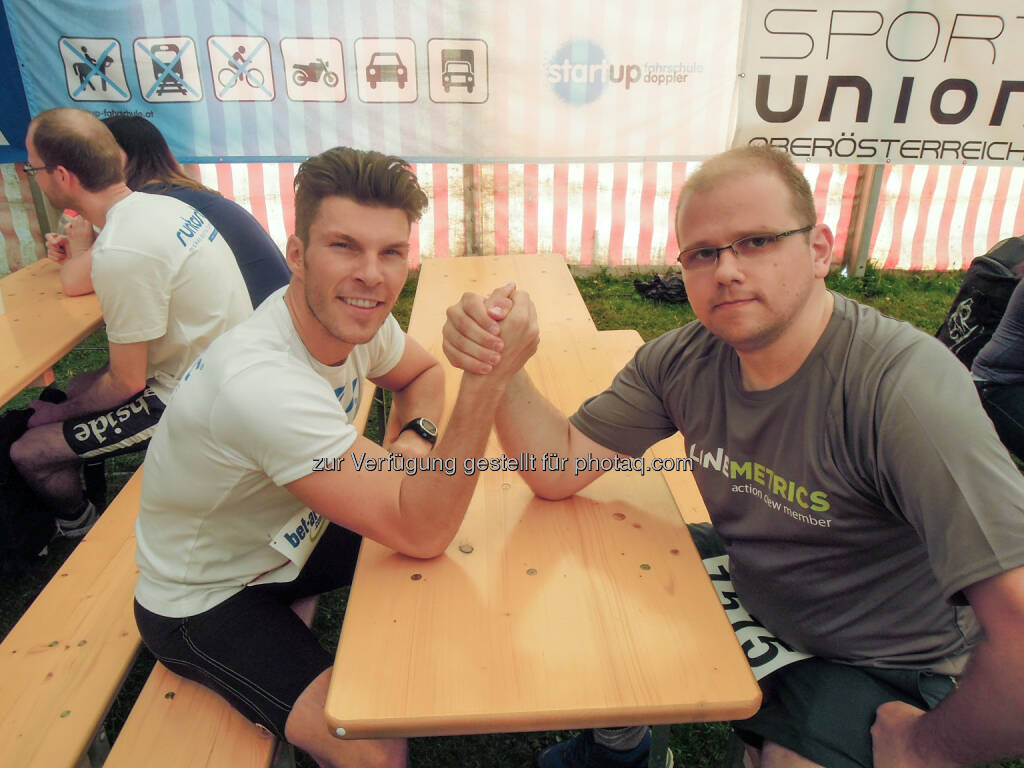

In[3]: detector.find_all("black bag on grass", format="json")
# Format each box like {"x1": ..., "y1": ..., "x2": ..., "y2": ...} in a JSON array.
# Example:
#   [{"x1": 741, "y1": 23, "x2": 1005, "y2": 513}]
[
  {"x1": 936, "y1": 236, "x2": 1024, "y2": 368},
  {"x1": 634, "y1": 273, "x2": 688, "y2": 304}
]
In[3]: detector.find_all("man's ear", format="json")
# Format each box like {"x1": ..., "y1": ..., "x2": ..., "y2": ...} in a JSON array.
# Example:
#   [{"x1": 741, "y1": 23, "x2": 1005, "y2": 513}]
[
  {"x1": 810, "y1": 223, "x2": 835, "y2": 278},
  {"x1": 285, "y1": 234, "x2": 305, "y2": 276}
]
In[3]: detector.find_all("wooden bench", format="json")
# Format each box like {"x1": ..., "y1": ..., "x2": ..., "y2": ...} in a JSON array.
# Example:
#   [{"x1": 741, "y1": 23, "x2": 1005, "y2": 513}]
[
  {"x1": 103, "y1": 387, "x2": 378, "y2": 768},
  {"x1": 0, "y1": 468, "x2": 143, "y2": 768},
  {"x1": 596, "y1": 329, "x2": 711, "y2": 525},
  {"x1": 0, "y1": 386, "x2": 377, "y2": 768}
]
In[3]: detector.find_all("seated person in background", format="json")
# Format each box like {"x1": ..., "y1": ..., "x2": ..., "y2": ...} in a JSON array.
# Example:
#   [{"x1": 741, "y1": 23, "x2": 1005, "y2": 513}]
[
  {"x1": 48, "y1": 114, "x2": 290, "y2": 308},
  {"x1": 443, "y1": 144, "x2": 1024, "y2": 768},
  {"x1": 13, "y1": 107, "x2": 251, "y2": 537},
  {"x1": 972, "y1": 274, "x2": 1024, "y2": 459},
  {"x1": 133, "y1": 147, "x2": 538, "y2": 768}
]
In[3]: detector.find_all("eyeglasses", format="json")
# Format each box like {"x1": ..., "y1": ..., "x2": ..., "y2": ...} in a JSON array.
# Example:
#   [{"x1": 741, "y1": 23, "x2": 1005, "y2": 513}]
[
  {"x1": 22, "y1": 162, "x2": 58, "y2": 178},
  {"x1": 677, "y1": 225, "x2": 814, "y2": 272}
]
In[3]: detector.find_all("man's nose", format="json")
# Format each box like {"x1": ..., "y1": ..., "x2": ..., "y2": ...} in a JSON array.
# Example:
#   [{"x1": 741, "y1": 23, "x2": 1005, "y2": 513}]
[
  {"x1": 355, "y1": 254, "x2": 384, "y2": 285},
  {"x1": 713, "y1": 246, "x2": 744, "y2": 283}
]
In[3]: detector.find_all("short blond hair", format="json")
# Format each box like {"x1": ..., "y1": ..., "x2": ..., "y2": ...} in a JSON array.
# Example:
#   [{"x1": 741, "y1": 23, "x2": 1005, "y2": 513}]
[{"x1": 675, "y1": 144, "x2": 817, "y2": 240}]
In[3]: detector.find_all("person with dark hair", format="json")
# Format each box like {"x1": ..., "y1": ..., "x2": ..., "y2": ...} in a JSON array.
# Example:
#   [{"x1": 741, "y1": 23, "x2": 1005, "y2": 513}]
[
  {"x1": 445, "y1": 144, "x2": 1024, "y2": 768},
  {"x1": 972, "y1": 275, "x2": 1024, "y2": 459},
  {"x1": 89, "y1": 115, "x2": 289, "y2": 307},
  {"x1": 13, "y1": 107, "x2": 251, "y2": 537},
  {"x1": 133, "y1": 145, "x2": 539, "y2": 767}
]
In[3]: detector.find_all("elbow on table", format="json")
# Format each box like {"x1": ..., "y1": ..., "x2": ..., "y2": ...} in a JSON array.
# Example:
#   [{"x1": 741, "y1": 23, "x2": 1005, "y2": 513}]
[
  {"x1": 61, "y1": 276, "x2": 94, "y2": 297},
  {"x1": 393, "y1": 532, "x2": 453, "y2": 560},
  {"x1": 523, "y1": 473, "x2": 577, "y2": 502}
]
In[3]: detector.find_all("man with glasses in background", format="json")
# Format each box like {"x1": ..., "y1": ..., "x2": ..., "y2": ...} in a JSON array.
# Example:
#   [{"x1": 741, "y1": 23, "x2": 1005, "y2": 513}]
[
  {"x1": 442, "y1": 145, "x2": 1024, "y2": 768},
  {"x1": 12, "y1": 107, "x2": 250, "y2": 538}
]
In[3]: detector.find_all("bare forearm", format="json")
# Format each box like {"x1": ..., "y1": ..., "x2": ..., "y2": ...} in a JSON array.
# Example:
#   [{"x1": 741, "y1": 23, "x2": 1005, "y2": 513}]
[
  {"x1": 494, "y1": 370, "x2": 586, "y2": 499},
  {"x1": 385, "y1": 363, "x2": 444, "y2": 445},
  {"x1": 394, "y1": 373, "x2": 505, "y2": 556},
  {"x1": 59, "y1": 249, "x2": 94, "y2": 296},
  {"x1": 910, "y1": 638, "x2": 1024, "y2": 765},
  {"x1": 48, "y1": 370, "x2": 141, "y2": 422}
]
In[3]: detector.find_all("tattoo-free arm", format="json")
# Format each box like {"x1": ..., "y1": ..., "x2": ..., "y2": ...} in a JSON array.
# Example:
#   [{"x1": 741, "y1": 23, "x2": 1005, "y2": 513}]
[
  {"x1": 370, "y1": 335, "x2": 444, "y2": 454},
  {"x1": 871, "y1": 565, "x2": 1024, "y2": 767},
  {"x1": 28, "y1": 341, "x2": 149, "y2": 427}
]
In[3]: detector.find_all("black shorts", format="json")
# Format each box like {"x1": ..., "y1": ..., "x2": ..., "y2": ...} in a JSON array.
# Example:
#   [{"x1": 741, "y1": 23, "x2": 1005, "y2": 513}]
[
  {"x1": 63, "y1": 387, "x2": 164, "y2": 459},
  {"x1": 686, "y1": 523, "x2": 957, "y2": 768},
  {"x1": 134, "y1": 523, "x2": 363, "y2": 739}
]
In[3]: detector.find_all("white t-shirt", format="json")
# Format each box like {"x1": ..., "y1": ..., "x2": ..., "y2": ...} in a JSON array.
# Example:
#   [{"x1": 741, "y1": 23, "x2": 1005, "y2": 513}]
[
  {"x1": 135, "y1": 287, "x2": 406, "y2": 617},
  {"x1": 91, "y1": 192, "x2": 252, "y2": 403}
]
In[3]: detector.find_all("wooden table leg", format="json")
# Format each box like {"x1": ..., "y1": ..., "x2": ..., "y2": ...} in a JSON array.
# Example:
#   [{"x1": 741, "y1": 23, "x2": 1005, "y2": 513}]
[{"x1": 30, "y1": 368, "x2": 56, "y2": 388}]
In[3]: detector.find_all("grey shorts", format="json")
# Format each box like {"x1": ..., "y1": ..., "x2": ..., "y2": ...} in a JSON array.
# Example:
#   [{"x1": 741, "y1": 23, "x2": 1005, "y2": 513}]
[{"x1": 134, "y1": 523, "x2": 362, "y2": 740}]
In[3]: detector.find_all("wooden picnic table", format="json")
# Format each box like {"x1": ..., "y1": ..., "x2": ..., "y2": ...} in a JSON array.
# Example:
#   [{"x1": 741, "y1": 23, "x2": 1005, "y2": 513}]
[
  {"x1": 325, "y1": 254, "x2": 759, "y2": 741},
  {"x1": 0, "y1": 259, "x2": 102, "y2": 408}
]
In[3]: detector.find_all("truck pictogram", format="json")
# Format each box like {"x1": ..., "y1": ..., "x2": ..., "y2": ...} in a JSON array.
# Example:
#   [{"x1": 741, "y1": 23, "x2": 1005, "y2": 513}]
[{"x1": 441, "y1": 48, "x2": 474, "y2": 93}]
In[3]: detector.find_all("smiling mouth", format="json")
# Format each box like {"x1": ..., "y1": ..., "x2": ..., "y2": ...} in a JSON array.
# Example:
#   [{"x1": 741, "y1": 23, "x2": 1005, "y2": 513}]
[{"x1": 340, "y1": 297, "x2": 382, "y2": 309}]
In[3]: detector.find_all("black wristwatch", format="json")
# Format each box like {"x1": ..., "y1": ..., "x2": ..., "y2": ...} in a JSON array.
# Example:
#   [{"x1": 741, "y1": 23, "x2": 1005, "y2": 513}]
[{"x1": 399, "y1": 417, "x2": 438, "y2": 445}]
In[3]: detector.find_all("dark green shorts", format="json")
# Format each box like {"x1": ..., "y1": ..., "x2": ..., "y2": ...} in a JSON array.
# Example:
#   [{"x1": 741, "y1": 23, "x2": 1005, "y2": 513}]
[
  {"x1": 733, "y1": 657, "x2": 956, "y2": 768},
  {"x1": 687, "y1": 522, "x2": 958, "y2": 768}
]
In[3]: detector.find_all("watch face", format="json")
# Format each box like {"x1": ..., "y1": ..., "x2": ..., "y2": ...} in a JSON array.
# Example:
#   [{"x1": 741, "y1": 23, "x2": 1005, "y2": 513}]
[{"x1": 418, "y1": 418, "x2": 437, "y2": 437}]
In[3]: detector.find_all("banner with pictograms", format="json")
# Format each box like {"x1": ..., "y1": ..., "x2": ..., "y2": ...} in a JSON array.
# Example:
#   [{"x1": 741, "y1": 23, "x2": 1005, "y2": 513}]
[
  {"x1": 2, "y1": 0, "x2": 1019, "y2": 165},
  {"x1": 2, "y1": 0, "x2": 739, "y2": 162},
  {"x1": 733, "y1": 0, "x2": 1024, "y2": 166}
]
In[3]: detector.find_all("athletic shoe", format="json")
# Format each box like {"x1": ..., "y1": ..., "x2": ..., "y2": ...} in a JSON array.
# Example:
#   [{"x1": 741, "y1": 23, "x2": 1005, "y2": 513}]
[
  {"x1": 54, "y1": 501, "x2": 98, "y2": 539},
  {"x1": 537, "y1": 729, "x2": 673, "y2": 768}
]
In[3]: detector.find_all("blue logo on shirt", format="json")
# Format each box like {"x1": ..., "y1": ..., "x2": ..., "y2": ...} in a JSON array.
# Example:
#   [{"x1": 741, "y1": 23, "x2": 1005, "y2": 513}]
[{"x1": 334, "y1": 378, "x2": 360, "y2": 415}]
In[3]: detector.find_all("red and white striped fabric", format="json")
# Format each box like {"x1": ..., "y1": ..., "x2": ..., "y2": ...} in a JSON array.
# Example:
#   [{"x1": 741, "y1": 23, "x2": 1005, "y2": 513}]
[
  {"x1": 0, "y1": 164, "x2": 46, "y2": 276},
  {"x1": 5, "y1": 160, "x2": 1018, "y2": 275},
  {"x1": 870, "y1": 164, "x2": 1024, "y2": 271},
  {"x1": 189, "y1": 161, "x2": 856, "y2": 268}
]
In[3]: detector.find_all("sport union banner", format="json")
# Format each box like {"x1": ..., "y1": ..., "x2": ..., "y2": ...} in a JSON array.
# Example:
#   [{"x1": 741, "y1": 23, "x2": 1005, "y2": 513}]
[
  {"x1": 4, "y1": 0, "x2": 740, "y2": 163},
  {"x1": 733, "y1": 1, "x2": 1024, "y2": 166}
]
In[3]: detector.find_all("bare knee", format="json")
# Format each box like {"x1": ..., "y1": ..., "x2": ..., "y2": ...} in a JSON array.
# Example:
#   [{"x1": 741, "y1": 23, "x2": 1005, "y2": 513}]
[
  {"x1": 10, "y1": 425, "x2": 74, "y2": 476},
  {"x1": 759, "y1": 741, "x2": 826, "y2": 768},
  {"x1": 285, "y1": 669, "x2": 406, "y2": 768}
]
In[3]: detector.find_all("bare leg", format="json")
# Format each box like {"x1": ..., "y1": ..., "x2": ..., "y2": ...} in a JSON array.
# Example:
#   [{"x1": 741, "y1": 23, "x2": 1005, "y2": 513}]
[
  {"x1": 291, "y1": 596, "x2": 318, "y2": 627},
  {"x1": 285, "y1": 668, "x2": 406, "y2": 768},
  {"x1": 66, "y1": 365, "x2": 108, "y2": 398},
  {"x1": 10, "y1": 423, "x2": 84, "y2": 514},
  {"x1": 760, "y1": 742, "x2": 826, "y2": 768}
]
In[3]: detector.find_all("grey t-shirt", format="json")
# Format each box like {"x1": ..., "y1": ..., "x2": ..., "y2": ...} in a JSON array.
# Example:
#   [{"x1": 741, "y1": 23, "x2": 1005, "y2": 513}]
[{"x1": 570, "y1": 293, "x2": 1024, "y2": 675}]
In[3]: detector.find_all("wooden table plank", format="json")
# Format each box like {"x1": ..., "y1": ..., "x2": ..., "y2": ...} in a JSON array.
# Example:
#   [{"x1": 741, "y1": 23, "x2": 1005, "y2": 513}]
[
  {"x1": 325, "y1": 256, "x2": 758, "y2": 739},
  {"x1": 0, "y1": 260, "x2": 103, "y2": 407}
]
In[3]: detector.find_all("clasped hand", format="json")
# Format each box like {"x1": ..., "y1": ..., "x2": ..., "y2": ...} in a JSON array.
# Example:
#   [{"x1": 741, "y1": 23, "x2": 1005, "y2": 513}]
[{"x1": 442, "y1": 283, "x2": 538, "y2": 379}]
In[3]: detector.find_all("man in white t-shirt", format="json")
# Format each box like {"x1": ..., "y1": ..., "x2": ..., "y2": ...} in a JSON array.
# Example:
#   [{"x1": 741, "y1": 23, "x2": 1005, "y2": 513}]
[
  {"x1": 133, "y1": 146, "x2": 539, "y2": 768},
  {"x1": 12, "y1": 107, "x2": 251, "y2": 537}
]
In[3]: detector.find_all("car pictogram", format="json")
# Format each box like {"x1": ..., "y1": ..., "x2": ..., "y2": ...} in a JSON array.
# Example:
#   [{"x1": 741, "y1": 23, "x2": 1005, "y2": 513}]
[{"x1": 366, "y1": 52, "x2": 407, "y2": 88}]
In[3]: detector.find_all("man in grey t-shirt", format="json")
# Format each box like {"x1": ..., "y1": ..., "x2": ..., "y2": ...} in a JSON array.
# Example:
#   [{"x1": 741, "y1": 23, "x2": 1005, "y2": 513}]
[{"x1": 443, "y1": 145, "x2": 1024, "y2": 768}]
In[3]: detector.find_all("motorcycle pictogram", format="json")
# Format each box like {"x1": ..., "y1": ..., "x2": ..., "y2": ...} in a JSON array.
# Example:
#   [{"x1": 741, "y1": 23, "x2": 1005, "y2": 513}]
[{"x1": 292, "y1": 58, "x2": 339, "y2": 87}]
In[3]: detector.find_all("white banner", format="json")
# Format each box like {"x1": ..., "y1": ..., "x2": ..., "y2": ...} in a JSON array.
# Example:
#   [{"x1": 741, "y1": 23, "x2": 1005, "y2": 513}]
[
  {"x1": 5, "y1": 0, "x2": 741, "y2": 162},
  {"x1": 733, "y1": 1, "x2": 1024, "y2": 165}
]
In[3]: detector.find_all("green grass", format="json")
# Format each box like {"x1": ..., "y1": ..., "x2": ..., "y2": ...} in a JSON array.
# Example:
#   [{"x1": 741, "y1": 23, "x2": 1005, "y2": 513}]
[{"x1": 3, "y1": 267, "x2": 1021, "y2": 768}]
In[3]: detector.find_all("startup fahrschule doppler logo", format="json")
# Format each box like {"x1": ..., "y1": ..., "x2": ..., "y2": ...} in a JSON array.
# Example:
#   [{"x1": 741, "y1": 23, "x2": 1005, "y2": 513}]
[{"x1": 546, "y1": 39, "x2": 702, "y2": 105}]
